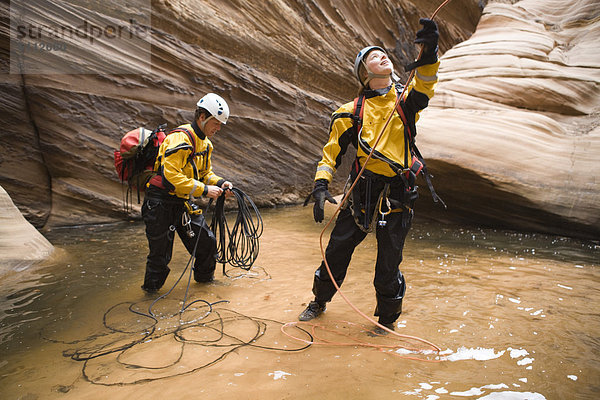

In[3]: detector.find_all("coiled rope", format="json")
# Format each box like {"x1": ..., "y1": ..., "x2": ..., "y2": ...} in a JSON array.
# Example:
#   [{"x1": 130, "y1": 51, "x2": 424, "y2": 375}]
[
  {"x1": 209, "y1": 187, "x2": 264, "y2": 275},
  {"x1": 141, "y1": 187, "x2": 263, "y2": 314},
  {"x1": 38, "y1": 190, "x2": 295, "y2": 384}
]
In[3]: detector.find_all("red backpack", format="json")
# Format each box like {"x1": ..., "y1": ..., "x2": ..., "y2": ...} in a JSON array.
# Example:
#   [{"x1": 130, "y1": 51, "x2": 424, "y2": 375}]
[{"x1": 114, "y1": 124, "x2": 167, "y2": 205}]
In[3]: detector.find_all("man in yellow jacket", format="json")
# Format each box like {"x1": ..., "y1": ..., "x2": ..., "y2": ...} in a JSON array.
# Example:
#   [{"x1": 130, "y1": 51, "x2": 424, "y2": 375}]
[
  {"x1": 141, "y1": 93, "x2": 233, "y2": 293},
  {"x1": 300, "y1": 19, "x2": 441, "y2": 332}
]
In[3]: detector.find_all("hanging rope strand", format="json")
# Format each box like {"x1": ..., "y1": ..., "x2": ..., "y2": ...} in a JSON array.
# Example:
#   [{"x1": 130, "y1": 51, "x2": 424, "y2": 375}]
[{"x1": 210, "y1": 187, "x2": 263, "y2": 272}]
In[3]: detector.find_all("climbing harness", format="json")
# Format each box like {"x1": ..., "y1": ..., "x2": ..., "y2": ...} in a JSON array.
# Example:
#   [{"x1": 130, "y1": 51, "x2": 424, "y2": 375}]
[{"x1": 352, "y1": 82, "x2": 446, "y2": 210}]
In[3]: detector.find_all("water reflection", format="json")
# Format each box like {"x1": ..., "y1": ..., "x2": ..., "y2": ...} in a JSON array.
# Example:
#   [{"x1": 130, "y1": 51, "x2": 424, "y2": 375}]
[{"x1": 0, "y1": 205, "x2": 598, "y2": 399}]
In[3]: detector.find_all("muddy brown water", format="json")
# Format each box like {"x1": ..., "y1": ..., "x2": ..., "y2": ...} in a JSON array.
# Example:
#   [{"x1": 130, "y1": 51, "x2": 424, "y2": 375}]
[{"x1": 0, "y1": 203, "x2": 598, "y2": 399}]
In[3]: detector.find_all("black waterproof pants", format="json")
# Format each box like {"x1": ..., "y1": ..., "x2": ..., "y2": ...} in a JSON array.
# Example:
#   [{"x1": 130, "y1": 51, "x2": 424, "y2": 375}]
[
  {"x1": 312, "y1": 207, "x2": 409, "y2": 324},
  {"x1": 142, "y1": 193, "x2": 217, "y2": 291}
]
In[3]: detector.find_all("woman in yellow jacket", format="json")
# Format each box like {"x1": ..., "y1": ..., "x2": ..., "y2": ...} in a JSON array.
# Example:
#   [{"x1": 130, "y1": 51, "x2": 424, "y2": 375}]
[
  {"x1": 300, "y1": 19, "x2": 441, "y2": 332},
  {"x1": 141, "y1": 93, "x2": 233, "y2": 293}
]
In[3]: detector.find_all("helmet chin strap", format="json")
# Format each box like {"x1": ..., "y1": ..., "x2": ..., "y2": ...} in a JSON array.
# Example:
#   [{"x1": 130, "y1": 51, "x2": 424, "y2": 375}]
[
  {"x1": 362, "y1": 60, "x2": 396, "y2": 87},
  {"x1": 200, "y1": 115, "x2": 214, "y2": 131}
]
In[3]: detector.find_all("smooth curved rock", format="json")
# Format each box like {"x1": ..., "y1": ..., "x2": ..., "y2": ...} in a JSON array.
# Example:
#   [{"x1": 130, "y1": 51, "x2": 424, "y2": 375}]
[
  {"x1": 415, "y1": 0, "x2": 600, "y2": 239},
  {"x1": 0, "y1": 185, "x2": 54, "y2": 274}
]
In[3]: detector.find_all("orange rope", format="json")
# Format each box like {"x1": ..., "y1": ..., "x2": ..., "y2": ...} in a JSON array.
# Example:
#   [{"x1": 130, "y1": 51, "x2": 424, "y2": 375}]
[
  {"x1": 281, "y1": 320, "x2": 443, "y2": 362},
  {"x1": 310, "y1": 0, "x2": 453, "y2": 356}
]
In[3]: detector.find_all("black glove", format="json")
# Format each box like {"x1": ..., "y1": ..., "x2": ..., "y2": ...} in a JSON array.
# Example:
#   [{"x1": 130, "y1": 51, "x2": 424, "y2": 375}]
[
  {"x1": 415, "y1": 18, "x2": 439, "y2": 54},
  {"x1": 303, "y1": 179, "x2": 337, "y2": 223},
  {"x1": 405, "y1": 18, "x2": 439, "y2": 71}
]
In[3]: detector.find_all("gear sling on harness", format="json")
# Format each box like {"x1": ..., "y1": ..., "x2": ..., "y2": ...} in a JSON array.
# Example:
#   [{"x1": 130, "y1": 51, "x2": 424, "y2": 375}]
[{"x1": 349, "y1": 83, "x2": 446, "y2": 231}]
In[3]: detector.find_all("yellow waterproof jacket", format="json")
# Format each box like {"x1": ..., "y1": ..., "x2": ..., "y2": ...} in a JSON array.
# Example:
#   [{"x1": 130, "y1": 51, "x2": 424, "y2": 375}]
[
  {"x1": 152, "y1": 121, "x2": 224, "y2": 199},
  {"x1": 315, "y1": 61, "x2": 439, "y2": 182}
]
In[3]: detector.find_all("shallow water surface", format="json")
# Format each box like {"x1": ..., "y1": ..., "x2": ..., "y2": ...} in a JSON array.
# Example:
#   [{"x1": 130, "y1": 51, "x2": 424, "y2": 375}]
[{"x1": 0, "y1": 204, "x2": 599, "y2": 399}]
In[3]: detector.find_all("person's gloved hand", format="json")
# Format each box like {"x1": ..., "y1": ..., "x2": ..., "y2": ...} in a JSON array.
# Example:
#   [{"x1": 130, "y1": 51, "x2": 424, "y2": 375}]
[
  {"x1": 415, "y1": 18, "x2": 439, "y2": 55},
  {"x1": 303, "y1": 179, "x2": 337, "y2": 223},
  {"x1": 405, "y1": 18, "x2": 439, "y2": 71}
]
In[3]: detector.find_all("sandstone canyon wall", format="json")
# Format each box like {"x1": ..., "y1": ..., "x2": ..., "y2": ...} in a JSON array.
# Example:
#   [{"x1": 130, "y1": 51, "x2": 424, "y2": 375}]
[
  {"x1": 0, "y1": 0, "x2": 598, "y2": 241},
  {"x1": 416, "y1": 0, "x2": 600, "y2": 239}
]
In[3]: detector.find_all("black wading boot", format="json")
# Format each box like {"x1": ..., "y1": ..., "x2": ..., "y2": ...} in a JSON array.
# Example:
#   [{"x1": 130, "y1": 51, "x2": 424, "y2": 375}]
[
  {"x1": 367, "y1": 321, "x2": 396, "y2": 337},
  {"x1": 298, "y1": 300, "x2": 326, "y2": 321}
]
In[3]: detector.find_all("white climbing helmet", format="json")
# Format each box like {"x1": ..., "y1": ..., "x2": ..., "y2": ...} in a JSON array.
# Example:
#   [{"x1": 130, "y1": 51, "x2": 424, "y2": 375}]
[{"x1": 196, "y1": 93, "x2": 230, "y2": 124}]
